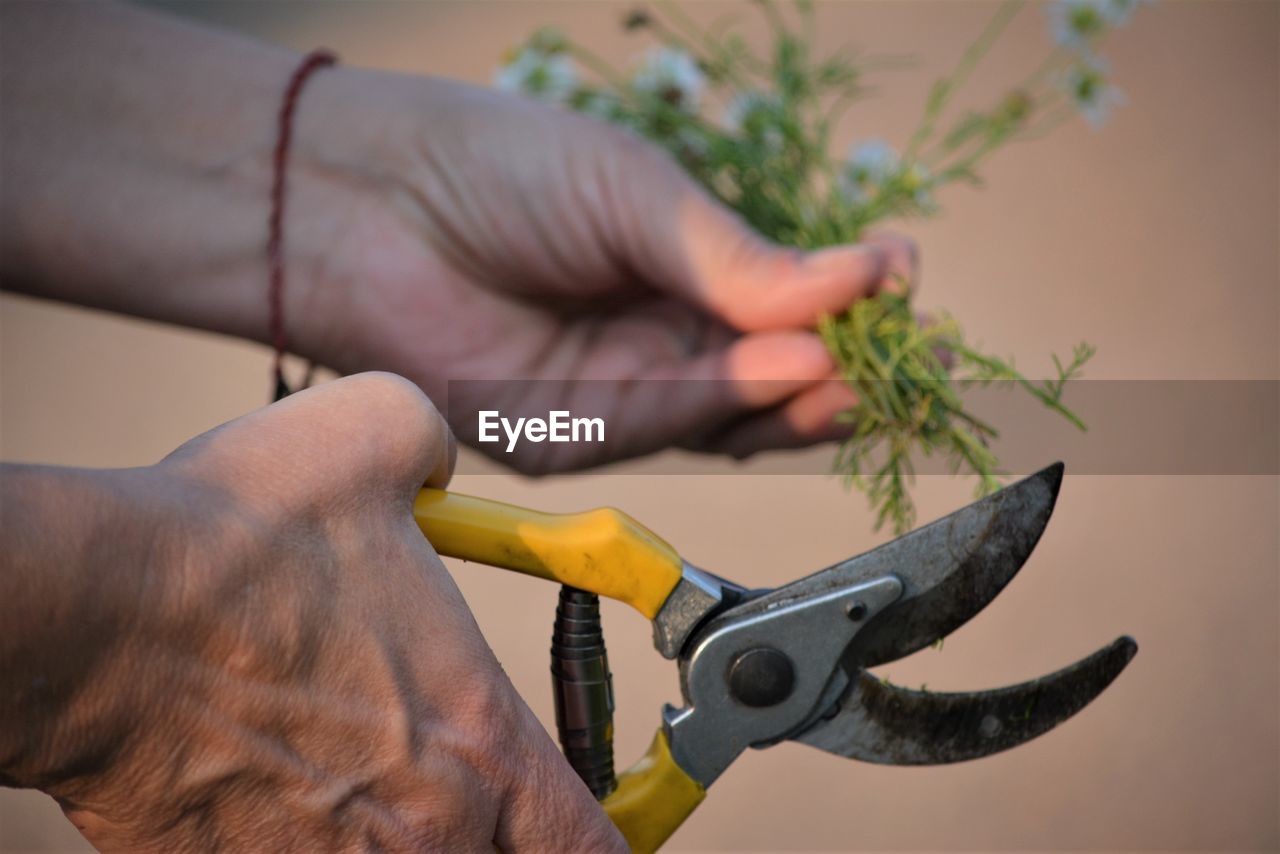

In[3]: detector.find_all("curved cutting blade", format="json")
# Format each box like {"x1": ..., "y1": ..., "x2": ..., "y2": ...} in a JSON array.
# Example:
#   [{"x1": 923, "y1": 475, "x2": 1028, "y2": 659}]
[
  {"x1": 716, "y1": 462, "x2": 1064, "y2": 670},
  {"x1": 794, "y1": 636, "x2": 1138, "y2": 764},
  {"x1": 849, "y1": 462, "x2": 1064, "y2": 667}
]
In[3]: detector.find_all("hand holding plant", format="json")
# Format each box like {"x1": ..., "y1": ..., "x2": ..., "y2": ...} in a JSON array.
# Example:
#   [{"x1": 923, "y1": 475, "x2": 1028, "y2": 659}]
[{"x1": 497, "y1": 0, "x2": 1146, "y2": 532}]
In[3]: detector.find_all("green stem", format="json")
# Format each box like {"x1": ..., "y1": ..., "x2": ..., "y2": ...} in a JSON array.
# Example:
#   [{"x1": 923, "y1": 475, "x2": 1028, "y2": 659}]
[
  {"x1": 1024, "y1": 45, "x2": 1069, "y2": 92},
  {"x1": 654, "y1": 0, "x2": 760, "y2": 90},
  {"x1": 904, "y1": 0, "x2": 1024, "y2": 162},
  {"x1": 751, "y1": 0, "x2": 793, "y2": 39},
  {"x1": 1014, "y1": 100, "x2": 1075, "y2": 142},
  {"x1": 566, "y1": 43, "x2": 634, "y2": 92},
  {"x1": 800, "y1": 0, "x2": 816, "y2": 51}
]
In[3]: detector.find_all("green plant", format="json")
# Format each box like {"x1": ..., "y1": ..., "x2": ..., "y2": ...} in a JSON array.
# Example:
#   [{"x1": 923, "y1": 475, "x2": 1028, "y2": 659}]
[{"x1": 496, "y1": 0, "x2": 1145, "y2": 533}]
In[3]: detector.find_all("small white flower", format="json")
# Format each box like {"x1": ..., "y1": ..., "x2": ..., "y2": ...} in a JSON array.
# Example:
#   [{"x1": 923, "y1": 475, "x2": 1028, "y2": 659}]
[
  {"x1": 723, "y1": 91, "x2": 772, "y2": 131},
  {"x1": 840, "y1": 139, "x2": 898, "y2": 204},
  {"x1": 723, "y1": 90, "x2": 787, "y2": 151},
  {"x1": 840, "y1": 139, "x2": 933, "y2": 207},
  {"x1": 494, "y1": 47, "x2": 578, "y2": 103},
  {"x1": 1101, "y1": 0, "x2": 1153, "y2": 27},
  {"x1": 632, "y1": 46, "x2": 705, "y2": 112},
  {"x1": 848, "y1": 139, "x2": 898, "y2": 180},
  {"x1": 1062, "y1": 56, "x2": 1126, "y2": 127},
  {"x1": 1047, "y1": 0, "x2": 1112, "y2": 47},
  {"x1": 1049, "y1": 0, "x2": 1149, "y2": 46}
]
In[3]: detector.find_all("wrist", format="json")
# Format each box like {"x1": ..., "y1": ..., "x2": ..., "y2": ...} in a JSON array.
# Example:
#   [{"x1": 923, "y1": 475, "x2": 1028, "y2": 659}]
[
  {"x1": 0, "y1": 4, "x2": 385, "y2": 366},
  {"x1": 270, "y1": 65, "x2": 449, "y2": 376},
  {"x1": 0, "y1": 464, "x2": 179, "y2": 793}
]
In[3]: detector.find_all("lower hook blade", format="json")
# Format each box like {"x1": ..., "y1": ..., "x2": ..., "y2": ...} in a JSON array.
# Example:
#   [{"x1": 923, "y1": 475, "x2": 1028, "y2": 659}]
[{"x1": 794, "y1": 636, "x2": 1138, "y2": 765}]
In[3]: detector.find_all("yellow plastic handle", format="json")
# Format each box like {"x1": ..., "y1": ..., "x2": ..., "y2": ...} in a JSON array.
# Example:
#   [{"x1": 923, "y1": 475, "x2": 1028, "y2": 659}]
[
  {"x1": 603, "y1": 728, "x2": 706, "y2": 853},
  {"x1": 413, "y1": 489, "x2": 683, "y2": 620}
]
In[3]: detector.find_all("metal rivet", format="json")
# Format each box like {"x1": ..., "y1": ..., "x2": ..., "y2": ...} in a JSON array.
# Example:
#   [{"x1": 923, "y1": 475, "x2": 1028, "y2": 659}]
[
  {"x1": 846, "y1": 601, "x2": 867, "y2": 621},
  {"x1": 728, "y1": 648, "x2": 795, "y2": 708},
  {"x1": 979, "y1": 715, "x2": 1002, "y2": 738}
]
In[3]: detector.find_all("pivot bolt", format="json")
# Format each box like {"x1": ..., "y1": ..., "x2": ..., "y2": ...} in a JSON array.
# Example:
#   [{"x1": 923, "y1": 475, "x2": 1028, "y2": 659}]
[
  {"x1": 846, "y1": 601, "x2": 868, "y2": 621},
  {"x1": 728, "y1": 647, "x2": 795, "y2": 708}
]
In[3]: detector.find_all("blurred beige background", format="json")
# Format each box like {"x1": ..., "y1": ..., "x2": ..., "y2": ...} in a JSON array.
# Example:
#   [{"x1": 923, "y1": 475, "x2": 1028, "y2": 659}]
[{"x1": 2, "y1": 0, "x2": 1276, "y2": 851}]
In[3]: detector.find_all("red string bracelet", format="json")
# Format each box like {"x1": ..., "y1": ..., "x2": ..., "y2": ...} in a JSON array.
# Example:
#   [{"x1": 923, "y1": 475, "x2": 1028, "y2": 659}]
[{"x1": 269, "y1": 48, "x2": 338, "y2": 402}]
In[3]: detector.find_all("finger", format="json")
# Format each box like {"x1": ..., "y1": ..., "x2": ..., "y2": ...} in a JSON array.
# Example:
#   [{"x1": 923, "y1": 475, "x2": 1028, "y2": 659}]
[
  {"x1": 494, "y1": 725, "x2": 625, "y2": 854},
  {"x1": 472, "y1": 302, "x2": 842, "y2": 472},
  {"x1": 672, "y1": 202, "x2": 890, "y2": 331},
  {"x1": 597, "y1": 141, "x2": 917, "y2": 331},
  {"x1": 697, "y1": 377, "x2": 860, "y2": 459},
  {"x1": 580, "y1": 330, "x2": 838, "y2": 468},
  {"x1": 164, "y1": 372, "x2": 455, "y2": 500},
  {"x1": 258, "y1": 372, "x2": 456, "y2": 494},
  {"x1": 863, "y1": 229, "x2": 920, "y2": 296}
]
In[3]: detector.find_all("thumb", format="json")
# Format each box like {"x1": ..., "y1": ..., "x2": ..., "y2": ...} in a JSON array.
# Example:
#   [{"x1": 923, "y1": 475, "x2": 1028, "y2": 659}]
[
  {"x1": 612, "y1": 152, "x2": 914, "y2": 331},
  {"x1": 673, "y1": 208, "x2": 922, "y2": 331},
  {"x1": 162, "y1": 372, "x2": 456, "y2": 503},
  {"x1": 684, "y1": 219, "x2": 887, "y2": 331}
]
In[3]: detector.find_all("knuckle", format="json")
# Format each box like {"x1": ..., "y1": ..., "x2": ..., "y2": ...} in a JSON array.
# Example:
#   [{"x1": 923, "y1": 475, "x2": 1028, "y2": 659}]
[
  {"x1": 872, "y1": 230, "x2": 919, "y2": 271},
  {"x1": 507, "y1": 756, "x2": 622, "y2": 853},
  {"x1": 343, "y1": 372, "x2": 439, "y2": 430},
  {"x1": 336, "y1": 372, "x2": 452, "y2": 482},
  {"x1": 713, "y1": 233, "x2": 789, "y2": 328},
  {"x1": 574, "y1": 814, "x2": 628, "y2": 853},
  {"x1": 445, "y1": 663, "x2": 523, "y2": 760}
]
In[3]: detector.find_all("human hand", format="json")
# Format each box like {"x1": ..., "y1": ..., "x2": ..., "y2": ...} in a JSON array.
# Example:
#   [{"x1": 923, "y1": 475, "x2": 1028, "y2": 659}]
[
  {"x1": 0, "y1": 373, "x2": 625, "y2": 852},
  {"x1": 1, "y1": 2, "x2": 913, "y2": 473},
  {"x1": 285, "y1": 70, "x2": 917, "y2": 471}
]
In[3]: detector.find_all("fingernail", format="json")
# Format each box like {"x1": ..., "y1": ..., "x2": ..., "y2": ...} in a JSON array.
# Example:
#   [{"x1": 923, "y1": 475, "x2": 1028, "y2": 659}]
[{"x1": 803, "y1": 244, "x2": 885, "y2": 280}]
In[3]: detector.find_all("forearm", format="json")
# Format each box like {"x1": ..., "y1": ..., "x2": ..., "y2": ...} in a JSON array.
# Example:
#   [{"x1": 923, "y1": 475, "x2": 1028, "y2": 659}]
[{"x1": 0, "y1": 1, "x2": 354, "y2": 348}]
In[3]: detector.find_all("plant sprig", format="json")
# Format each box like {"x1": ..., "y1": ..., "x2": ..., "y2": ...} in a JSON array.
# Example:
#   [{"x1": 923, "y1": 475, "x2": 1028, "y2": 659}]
[{"x1": 496, "y1": 0, "x2": 1145, "y2": 532}]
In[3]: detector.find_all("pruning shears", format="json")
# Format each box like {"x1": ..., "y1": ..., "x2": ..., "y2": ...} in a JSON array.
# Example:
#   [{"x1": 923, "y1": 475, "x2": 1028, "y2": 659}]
[{"x1": 413, "y1": 462, "x2": 1136, "y2": 852}]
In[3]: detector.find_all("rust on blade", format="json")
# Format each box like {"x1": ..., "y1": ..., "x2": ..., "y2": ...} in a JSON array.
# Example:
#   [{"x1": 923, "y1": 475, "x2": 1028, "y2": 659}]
[
  {"x1": 850, "y1": 461, "x2": 1064, "y2": 667},
  {"x1": 796, "y1": 636, "x2": 1138, "y2": 765}
]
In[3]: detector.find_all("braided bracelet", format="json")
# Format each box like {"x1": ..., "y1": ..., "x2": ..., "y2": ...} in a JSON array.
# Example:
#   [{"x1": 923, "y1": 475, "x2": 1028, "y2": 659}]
[{"x1": 268, "y1": 49, "x2": 338, "y2": 402}]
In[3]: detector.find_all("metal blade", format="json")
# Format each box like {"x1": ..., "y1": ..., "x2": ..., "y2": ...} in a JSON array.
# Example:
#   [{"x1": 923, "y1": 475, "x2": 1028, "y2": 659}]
[
  {"x1": 715, "y1": 462, "x2": 1064, "y2": 669},
  {"x1": 852, "y1": 462, "x2": 1062, "y2": 667},
  {"x1": 794, "y1": 636, "x2": 1138, "y2": 765}
]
